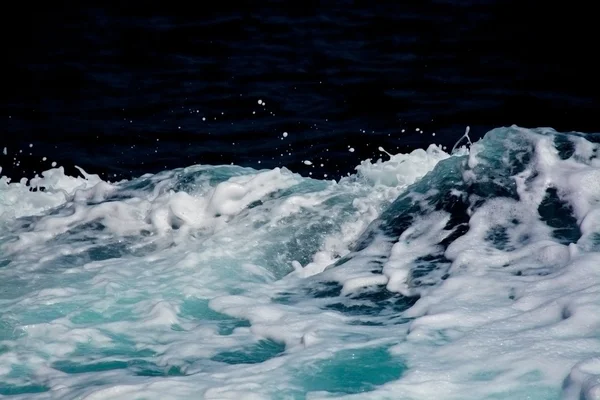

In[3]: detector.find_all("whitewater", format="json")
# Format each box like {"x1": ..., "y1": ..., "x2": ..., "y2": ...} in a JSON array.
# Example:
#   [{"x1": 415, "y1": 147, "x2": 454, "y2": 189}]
[{"x1": 1, "y1": 126, "x2": 599, "y2": 399}]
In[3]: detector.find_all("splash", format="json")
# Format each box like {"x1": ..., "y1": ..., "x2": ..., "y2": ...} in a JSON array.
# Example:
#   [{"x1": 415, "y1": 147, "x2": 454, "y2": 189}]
[{"x1": 1, "y1": 126, "x2": 600, "y2": 399}]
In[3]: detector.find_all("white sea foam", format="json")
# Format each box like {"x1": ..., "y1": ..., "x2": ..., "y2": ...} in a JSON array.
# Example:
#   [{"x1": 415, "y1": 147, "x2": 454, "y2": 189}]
[{"x1": 0, "y1": 126, "x2": 599, "y2": 399}]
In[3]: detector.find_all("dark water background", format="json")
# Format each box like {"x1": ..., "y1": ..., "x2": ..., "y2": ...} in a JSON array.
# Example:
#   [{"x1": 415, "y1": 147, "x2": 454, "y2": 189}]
[{"x1": 1, "y1": 1, "x2": 598, "y2": 181}]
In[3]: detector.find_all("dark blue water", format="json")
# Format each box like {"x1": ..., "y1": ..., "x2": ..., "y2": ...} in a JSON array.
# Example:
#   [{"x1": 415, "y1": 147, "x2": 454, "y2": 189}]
[{"x1": 1, "y1": 1, "x2": 598, "y2": 180}]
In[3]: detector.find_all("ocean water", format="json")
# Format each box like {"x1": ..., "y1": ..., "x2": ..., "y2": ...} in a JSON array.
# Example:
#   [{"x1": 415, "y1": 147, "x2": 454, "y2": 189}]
[
  {"x1": 4, "y1": 2, "x2": 599, "y2": 182},
  {"x1": 3, "y1": 2, "x2": 600, "y2": 398},
  {"x1": 1, "y1": 125, "x2": 600, "y2": 399}
]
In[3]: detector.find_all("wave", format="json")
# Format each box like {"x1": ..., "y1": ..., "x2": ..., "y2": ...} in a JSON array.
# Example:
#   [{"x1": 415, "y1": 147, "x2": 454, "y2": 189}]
[{"x1": 1, "y1": 125, "x2": 599, "y2": 399}]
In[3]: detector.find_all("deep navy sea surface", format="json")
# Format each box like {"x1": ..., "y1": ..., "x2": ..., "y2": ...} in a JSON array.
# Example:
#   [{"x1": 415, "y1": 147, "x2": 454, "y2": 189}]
[
  {"x1": 3, "y1": 1, "x2": 599, "y2": 180},
  {"x1": 1, "y1": 2, "x2": 600, "y2": 399}
]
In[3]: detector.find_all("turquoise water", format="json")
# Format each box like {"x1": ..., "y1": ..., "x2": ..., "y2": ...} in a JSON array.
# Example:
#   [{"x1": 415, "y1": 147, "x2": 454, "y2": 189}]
[{"x1": 1, "y1": 126, "x2": 600, "y2": 399}]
